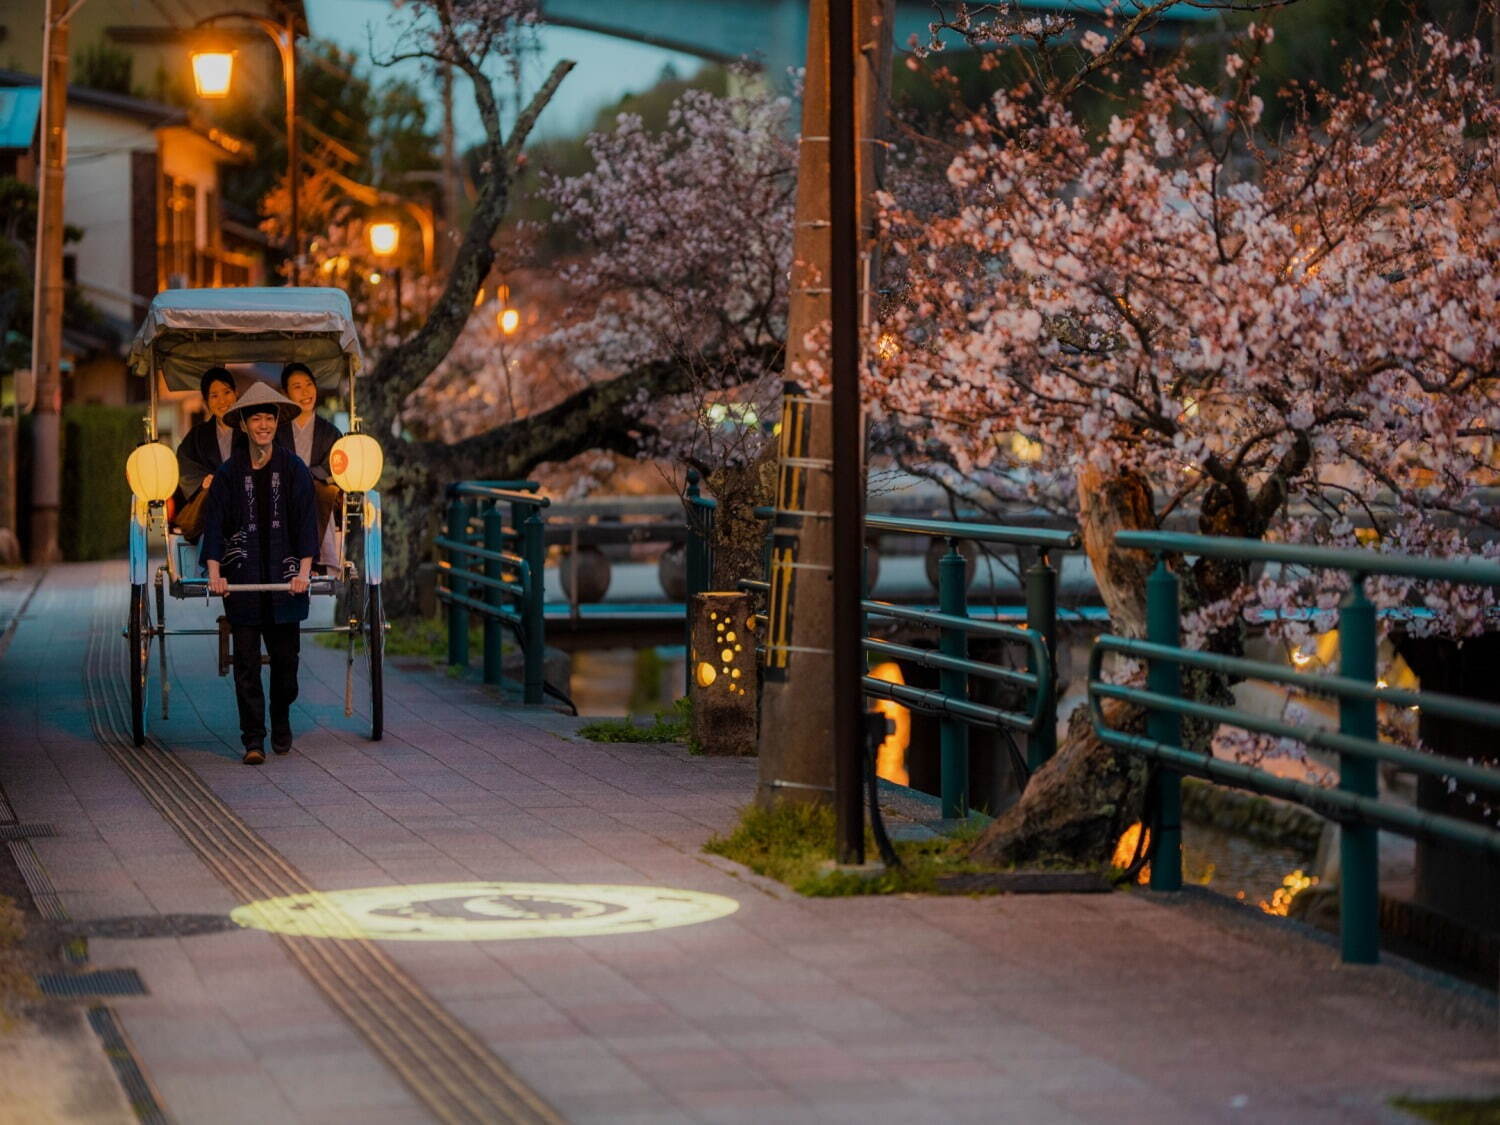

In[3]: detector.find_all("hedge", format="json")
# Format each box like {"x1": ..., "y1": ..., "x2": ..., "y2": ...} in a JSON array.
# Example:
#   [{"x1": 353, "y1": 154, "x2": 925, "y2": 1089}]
[{"x1": 60, "y1": 403, "x2": 142, "y2": 561}]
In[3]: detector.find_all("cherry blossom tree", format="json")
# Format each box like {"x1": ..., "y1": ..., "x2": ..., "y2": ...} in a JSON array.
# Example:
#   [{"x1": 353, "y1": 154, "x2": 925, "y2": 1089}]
[
  {"x1": 538, "y1": 85, "x2": 796, "y2": 583},
  {"x1": 302, "y1": 1, "x2": 782, "y2": 612},
  {"x1": 874, "y1": 16, "x2": 1500, "y2": 860}
]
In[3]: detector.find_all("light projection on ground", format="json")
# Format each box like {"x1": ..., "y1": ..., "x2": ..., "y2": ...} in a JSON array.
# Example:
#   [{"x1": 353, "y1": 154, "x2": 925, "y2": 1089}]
[{"x1": 230, "y1": 881, "x2": 740, "y2": 941}]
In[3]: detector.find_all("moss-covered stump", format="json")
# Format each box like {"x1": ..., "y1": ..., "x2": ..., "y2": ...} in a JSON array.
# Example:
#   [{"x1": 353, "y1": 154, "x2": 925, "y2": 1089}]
[{"x1": 968, "y1": 699, "x2": 1149, "y2": 867}]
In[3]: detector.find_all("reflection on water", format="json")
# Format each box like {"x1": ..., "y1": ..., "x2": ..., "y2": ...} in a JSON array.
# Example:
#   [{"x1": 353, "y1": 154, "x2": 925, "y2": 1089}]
[
  {"x1": 569, "y1": 646, "x2": 686, "y2": 717},
  {"x1": 1115, "y1": 820, "x2": 1318, "y2": 914},
  {"x1": 1183, "y1": 821, "x2": 1316, "y2": 911}
]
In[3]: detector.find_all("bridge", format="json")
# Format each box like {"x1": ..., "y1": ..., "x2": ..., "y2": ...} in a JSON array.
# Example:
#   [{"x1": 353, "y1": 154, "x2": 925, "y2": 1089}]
[{"x1": 538, "y1": 0, "x2": 1218, "y2": 79}]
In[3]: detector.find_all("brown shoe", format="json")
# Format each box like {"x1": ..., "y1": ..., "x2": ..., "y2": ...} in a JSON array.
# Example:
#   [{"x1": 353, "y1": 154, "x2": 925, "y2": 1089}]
[{"x1": 242, "y1": 747, "x2": 266, "y2": 765}]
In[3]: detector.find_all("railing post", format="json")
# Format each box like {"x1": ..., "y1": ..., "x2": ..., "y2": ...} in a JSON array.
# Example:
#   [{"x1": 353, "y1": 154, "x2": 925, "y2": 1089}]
[
  {"x1": 521, "y1": 503, "x2": 546, "y2": 705},
  {"x1": 939, "y1": 537, "x2": 969, "y2": 820},
  {"x1": 1025, "y1": 549, "x2": 1059, "y2": 771},
  {"x1": 482, "y1": 505, "x2": 504, "y2": 687},
  {"x1": 684, "y1": 469, "x2": 716, "y2": 695},
  {"x1": 1146, "y1": 555, "x2": 1182, "y2": 891},
  {"x1": 446, "y1": 494, "x2": 469, "y2": 670},
  {"x1": 1338, "y1": 574, "x2": 1380, "y2": 964}
]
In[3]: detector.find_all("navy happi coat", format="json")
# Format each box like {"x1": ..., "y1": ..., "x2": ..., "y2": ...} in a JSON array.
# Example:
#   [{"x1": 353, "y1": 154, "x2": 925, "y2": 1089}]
[{"x1": 198, "y1": 444, "x2": 318, "y2": 626}]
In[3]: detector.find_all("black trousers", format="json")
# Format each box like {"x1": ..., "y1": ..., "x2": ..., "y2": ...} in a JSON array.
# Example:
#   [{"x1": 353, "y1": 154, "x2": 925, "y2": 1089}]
[{"x1": 232, "y1": 623, "x2": 300, "y2": 750}]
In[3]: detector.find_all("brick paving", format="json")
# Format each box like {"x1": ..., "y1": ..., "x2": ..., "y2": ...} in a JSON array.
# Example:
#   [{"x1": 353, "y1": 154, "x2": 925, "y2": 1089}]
[{"x1": 0, "y1": 562, "x2": 1497, "y2": 1124}]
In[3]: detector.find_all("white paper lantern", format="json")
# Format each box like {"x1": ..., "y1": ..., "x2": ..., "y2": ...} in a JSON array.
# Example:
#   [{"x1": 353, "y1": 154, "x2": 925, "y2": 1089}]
[
  {"x1": 329, "y1": 433, "x2": 383, "y2": 492},
  {"x1": 125, "y1": 442, "x2": 179, "y2": 502}
]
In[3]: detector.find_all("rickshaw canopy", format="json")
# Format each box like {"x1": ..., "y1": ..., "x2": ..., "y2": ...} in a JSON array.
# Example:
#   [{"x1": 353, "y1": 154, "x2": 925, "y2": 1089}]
[{"x1": 127, "y1": 287, "x2": 365, "y2": 392}]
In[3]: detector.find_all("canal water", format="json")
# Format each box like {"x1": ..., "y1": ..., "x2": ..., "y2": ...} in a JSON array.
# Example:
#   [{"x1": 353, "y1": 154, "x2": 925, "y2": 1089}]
[{"x1": 568, "y1": 646, "x2": 685, "y2": 718}]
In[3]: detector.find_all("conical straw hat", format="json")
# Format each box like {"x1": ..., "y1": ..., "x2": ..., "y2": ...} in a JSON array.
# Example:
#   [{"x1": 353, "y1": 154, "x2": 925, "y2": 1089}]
[{"x1": 224, "y1": 380, "x2": 299, "y2": 426}]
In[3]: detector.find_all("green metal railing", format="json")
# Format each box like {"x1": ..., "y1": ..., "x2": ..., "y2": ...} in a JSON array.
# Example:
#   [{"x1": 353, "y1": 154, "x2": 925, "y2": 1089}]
[
  {"x1": 735, "y1": 507, "x2": 1080, "y2": 818},
  {"x1": 1089, "y1": 530, "x2": 1500, "y2": 964},
  {"x1": 436, "y1": 481, "x2": 550, "y2": 704},
  {"x1": 683, "y1": 469, "x2": 717, "y2": 692},
  {"x1": 862, "y1": 517, "x2": 1079, "y2": 817}
]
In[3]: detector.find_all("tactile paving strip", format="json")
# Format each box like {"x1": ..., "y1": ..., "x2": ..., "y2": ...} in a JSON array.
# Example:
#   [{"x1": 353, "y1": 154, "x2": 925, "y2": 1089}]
[
  {"x1": 35, "y1": 969, "x2": 147, "y2": 999},
  {"x1": 87, "y1": 1006, "x2": 172, "y2": 1125}
]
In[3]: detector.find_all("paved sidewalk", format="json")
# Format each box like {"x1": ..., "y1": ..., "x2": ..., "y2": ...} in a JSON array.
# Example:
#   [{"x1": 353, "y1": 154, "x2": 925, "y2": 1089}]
[{"x1": 0, "y1": 563, "x2": 1497, "y2": 1124}]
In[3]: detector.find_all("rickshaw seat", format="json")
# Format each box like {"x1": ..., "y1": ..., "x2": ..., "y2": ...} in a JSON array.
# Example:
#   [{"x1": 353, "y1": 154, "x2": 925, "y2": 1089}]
[{"x1": 167, "y1": 533, "x2": 199, "y2": 584}]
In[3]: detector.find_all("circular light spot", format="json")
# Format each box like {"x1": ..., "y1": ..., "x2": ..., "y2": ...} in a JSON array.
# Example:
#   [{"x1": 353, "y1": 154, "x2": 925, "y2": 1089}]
[
  {"x1": 731, "y1": 668, "x2": 741, "y2": 679},
  {"x1": 721, "y1": 666, "x2": 730, "y2": 675},
  {"x1": 696, "y1": 662, "x2": 717, "y2": 688},
  {"x1": 725, "y1": 631, "x2": 736, "y2": 643},
  {"x1": 231, "y1": 882, "x2": 739, "y2": 942},
  {"x1": 734, "y1": 644, "x2": 743, "y2": 653},
  {"x1": 709, "y1": 612, "x2": 718, "y2": 620},
  {"x1": 721, "y1": 648, "x2": 734, "y2": 663}
]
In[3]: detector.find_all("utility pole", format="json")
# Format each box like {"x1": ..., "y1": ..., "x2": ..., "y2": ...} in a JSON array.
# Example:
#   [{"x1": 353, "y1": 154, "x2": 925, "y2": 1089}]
[
  {"x1": 280, "y1": 3, "x2": 300, "y2": 283},
  {"x1": 756, "y1": 0, "x2": 893, "y2": 818},
  {"x1": 29, "y1": 0, "x2": 70, "y2": 564}
]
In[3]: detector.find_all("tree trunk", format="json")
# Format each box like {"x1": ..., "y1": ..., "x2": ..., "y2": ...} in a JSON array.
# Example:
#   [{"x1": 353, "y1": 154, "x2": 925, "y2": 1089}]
[
  {"x1": 1178, "y1": 483, "x2": 1256, "y2": 751},
  {"x1": 707, "y1": 459, "x2": 776, "y2": 591},
  {"x1": 968, "y1": 464, "x2": 1156, "y2": 864},
  {"x1": 967, "y1": 468, "x2": 1267, "y2": 867},
  {"x1": 373, "y1": 443, "x2": 443, "y2": 618},
  {"x1": 969, "y1": 700, "x2": 1149, "y2": 866}
]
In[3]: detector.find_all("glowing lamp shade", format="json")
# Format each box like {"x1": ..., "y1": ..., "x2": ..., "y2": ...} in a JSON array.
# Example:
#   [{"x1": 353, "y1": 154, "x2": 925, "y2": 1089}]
[
  {"x1": 367, "y1": 221, "x2": 400, "y2": 257},
  {"x1": 329, "y1": 433, "x2": 384, "y2": 492},
  {"x1": 190, "y1": 50, "x2": 236, "y2": 99},
  {"x1": 125, "y1": 442, "x2": 179, "y2": 502},
  {"x1": 498, "y1": 307, "x2": 520, "y2": 335}
]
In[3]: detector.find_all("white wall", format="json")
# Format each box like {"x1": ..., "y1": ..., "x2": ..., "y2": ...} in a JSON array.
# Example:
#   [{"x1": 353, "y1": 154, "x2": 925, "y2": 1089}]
[{"x1": 64, "y1": 104, "x2": 149, "y2": 327}]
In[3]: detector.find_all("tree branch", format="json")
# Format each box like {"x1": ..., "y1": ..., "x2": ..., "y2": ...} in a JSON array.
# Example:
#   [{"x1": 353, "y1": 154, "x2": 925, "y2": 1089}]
[
  {"x1": 367, "y1": 59, "x2": 574, "y2": 422},
  {"x1": 419, "y1": 343, "x2": 782, "y2": 481}
]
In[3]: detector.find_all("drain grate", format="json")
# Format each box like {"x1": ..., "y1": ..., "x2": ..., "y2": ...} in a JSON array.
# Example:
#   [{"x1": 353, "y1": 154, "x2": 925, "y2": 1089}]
[
  {"x1": 0, "y1": 822, "x2": 56, "y2": 840},
  {"x1": 36, "y1": 969, "x2": 147, "y2": 999},
  {"x1": 61, "y1": 914, "x2": 239, "y2": 940},
  {"x1": 88, "y1": 1006, "x2": 171, "y2": 1125}
]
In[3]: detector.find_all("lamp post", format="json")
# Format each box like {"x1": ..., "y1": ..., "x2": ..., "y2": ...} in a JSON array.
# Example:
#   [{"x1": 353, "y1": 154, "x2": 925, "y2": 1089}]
[
  {"x1": 368, "y1": 221, "x2": 401, "y2": 331},
  {"x1": 190, "y1": 5, "x2": 301, "y2": 282}
]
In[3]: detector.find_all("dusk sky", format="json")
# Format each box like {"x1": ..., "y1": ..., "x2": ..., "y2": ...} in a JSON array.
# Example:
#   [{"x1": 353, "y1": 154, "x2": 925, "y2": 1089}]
[{"x1": 306, "y1": 0, "x2": 705, "y2": 145}]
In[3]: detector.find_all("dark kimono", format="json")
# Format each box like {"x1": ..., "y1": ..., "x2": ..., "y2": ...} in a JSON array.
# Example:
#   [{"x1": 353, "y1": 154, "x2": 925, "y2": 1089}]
[
  {"x1": 174, "y1": 418, "x2": 245, "y2": 504},
  {"x1": 198, "y1": 445, "x2": 318, "y2": 626},
  {"x1": 276, "y1": 414, "x2": 342, "y2": 483}
]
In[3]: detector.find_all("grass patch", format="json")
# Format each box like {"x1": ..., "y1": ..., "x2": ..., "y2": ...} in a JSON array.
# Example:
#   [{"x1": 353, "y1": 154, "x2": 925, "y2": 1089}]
[
  {"x1": 0, "y1": 895, "x2": 35, "y2": 1029},
  {"x1": 1392, "y1": 1097, "x2": 1500, "y2": 1124},
  {"x1": 579, "y1": 697, "x2": 694, "y2": 747},
  {"x1": 704, "y1": 802, "x2": 1005, "y2": 896},
  {"x1": 316, "y1": 616, "x2": 497, "y2": 661}
]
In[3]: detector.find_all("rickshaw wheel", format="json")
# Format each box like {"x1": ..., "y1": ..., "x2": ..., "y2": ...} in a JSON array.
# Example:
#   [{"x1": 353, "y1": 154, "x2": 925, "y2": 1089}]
[
  {"x1": 366, "y1": 584, "x2": 384, "y2": 741},
  {"x1": 128, "y1": 583, "x2": 150, "y2": 746}
]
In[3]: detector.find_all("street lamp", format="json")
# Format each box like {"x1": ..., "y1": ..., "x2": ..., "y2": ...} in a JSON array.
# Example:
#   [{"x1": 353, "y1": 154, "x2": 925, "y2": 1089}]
[
  {"x1": 367, "y1": 221, "x2": 399, "y2": 257},
  {"x1": 368, "y1": 221, "x2": 402, "y2": 330},
  {"x1": 191, "y1": 7, "x2": 302, "y2": 282},
  {"x1": 190, "y1": 49, "x2": 236, "y2": 99}
]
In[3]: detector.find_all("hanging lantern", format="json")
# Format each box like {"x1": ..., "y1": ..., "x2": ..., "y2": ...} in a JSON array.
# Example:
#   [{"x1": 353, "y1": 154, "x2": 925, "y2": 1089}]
[
  {"x1": 125, "y1": 442, "x2": 179, "y2": 502},
  {"x1": 329, "y1": 433, "x2": 384, "y2": 492}
]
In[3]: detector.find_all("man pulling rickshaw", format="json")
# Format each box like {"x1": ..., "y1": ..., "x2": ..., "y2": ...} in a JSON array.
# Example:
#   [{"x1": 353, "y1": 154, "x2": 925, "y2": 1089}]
[
  {"x1": 200, "y1": 381, "x2": 317, "y2": 764},
  {"x1": 122, "y1": 287, "x2": 386, "y2": 751}
]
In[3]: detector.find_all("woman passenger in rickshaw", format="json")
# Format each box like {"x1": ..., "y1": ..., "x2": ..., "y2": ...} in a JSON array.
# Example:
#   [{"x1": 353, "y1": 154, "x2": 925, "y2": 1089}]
[
  {"x1": 276, "y1": 362, "x2": 343, "y2": 571},
  {"x1": 173, "y1": 367, "x2": 244, "y2": 542}
]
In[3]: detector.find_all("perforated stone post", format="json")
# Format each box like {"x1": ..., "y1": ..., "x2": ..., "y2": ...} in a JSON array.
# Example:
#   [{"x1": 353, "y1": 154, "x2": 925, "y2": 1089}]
[{"x1": 689, "y1": 591, "x2": 757, "y2": 756}]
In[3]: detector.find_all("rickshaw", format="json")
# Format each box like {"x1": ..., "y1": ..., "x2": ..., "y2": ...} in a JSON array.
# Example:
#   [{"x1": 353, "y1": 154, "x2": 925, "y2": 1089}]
[{"x1": 123, "y1": 287, "x2": 386, "y2": 747}]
